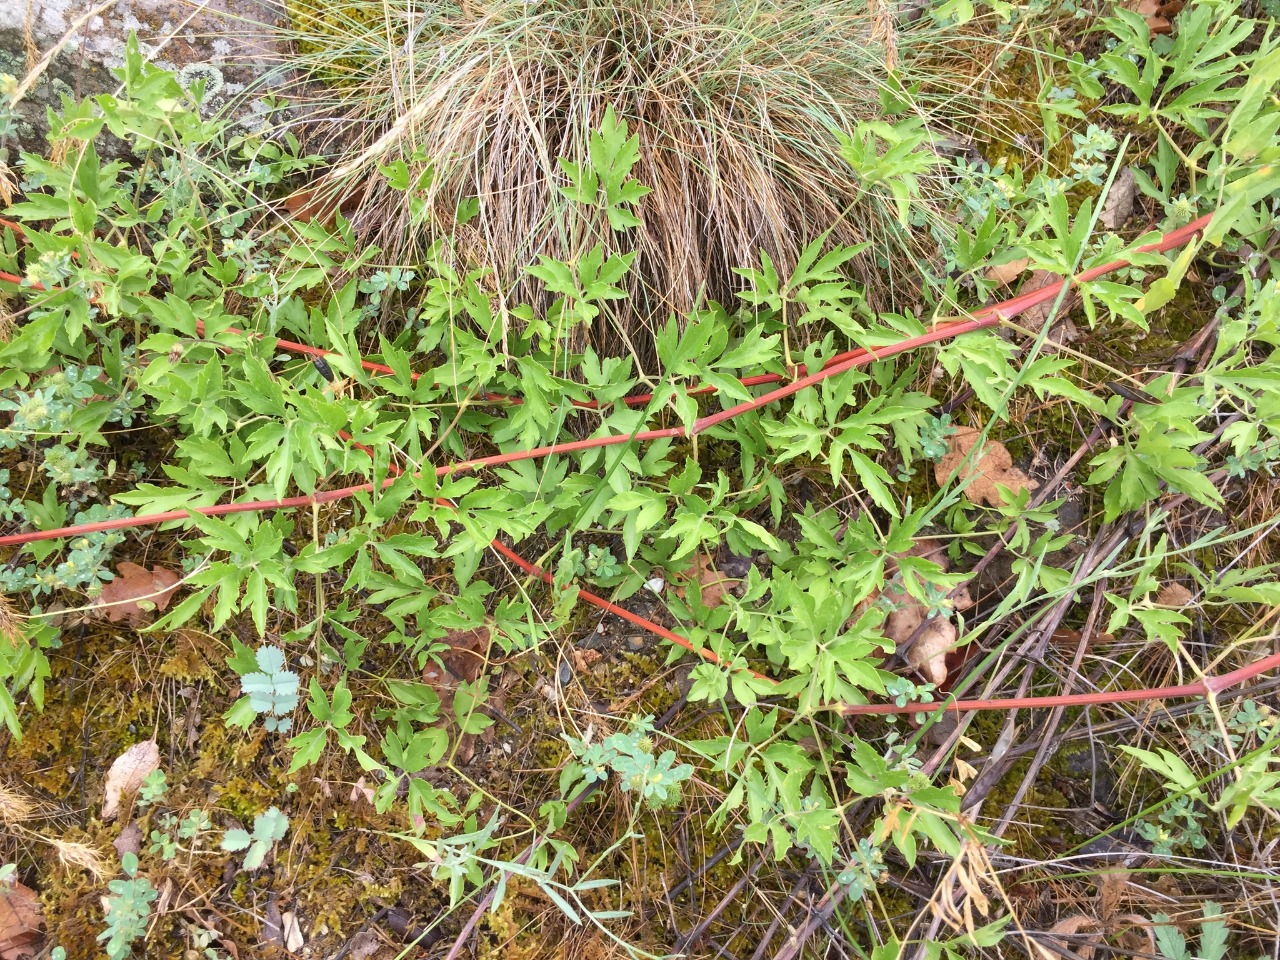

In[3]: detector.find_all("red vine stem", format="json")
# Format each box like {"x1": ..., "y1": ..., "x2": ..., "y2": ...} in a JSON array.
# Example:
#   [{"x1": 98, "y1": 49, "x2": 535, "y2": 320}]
[
  {"x1": 7, "y1": 210, "x2": 1275, "y2": 715},
  {"x1": 0, "y1": 213, "x2": 1213, "y2": 548}
]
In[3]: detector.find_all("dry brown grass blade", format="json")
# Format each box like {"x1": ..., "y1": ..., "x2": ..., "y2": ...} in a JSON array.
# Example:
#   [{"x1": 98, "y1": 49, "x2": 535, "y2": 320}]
[
  {"x1": 0, "y1": 784, "x2": 35, "y2": 826},
  {"x1": 278, "y1": 0, "x2": 967, "y2": 355}
]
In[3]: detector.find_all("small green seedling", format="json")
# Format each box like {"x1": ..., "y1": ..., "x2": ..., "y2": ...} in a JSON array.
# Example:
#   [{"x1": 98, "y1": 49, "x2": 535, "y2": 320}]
[
  {"x1": 221, "y1": 806, "x2": 289, "y2": 870},
  {"x1": 98, "y1": 852, "x2": 158, "y2": 960},
  {"x1": 227, "y1": 644, "x2": 299, "y2": 732},
  {"x1": 137, "y1": 769, "x2": 167, "y2": 807}
]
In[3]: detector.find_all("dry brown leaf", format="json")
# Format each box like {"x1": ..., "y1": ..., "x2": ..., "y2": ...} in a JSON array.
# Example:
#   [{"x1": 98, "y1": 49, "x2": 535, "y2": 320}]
[
  {"x1": 94, "y1": 563, "x2": 181, "y2": 626},
  {"x1": 423, "y1": 629, "x2": 489, "y2": 692},
  {"x1": 674, "y1": 553, "x2": 736, "y2": 609},
  {"x1": 1046, "y1": 914, "x2": 1102, "y2": 960},
  {"x1": 346, "y1": 928, "x2": 382, "y2": 960},
  {"x1": 1020, "y1": 269, "x2": 1082, "y2": 329},
  {"x1": 1049, "y1": 627, "x2": 1085, "y2": 650},
  {"x1": 423, "y1": 627, "x2": 491, "y2": 741},
  {"x1": 881, "y1": 542, "x2": 974, "y2": 686},
  {"x1": 112, "y1": 822, "x2": 143, "y2": 860},
  {"x1": 154, "y1": 877, "x2": 176, "y2": 917},
  {"x1": 935, "y1": 426, "x2": 1036, "y2": 508},
  {"x1": 282, "y1": 178, "x2": 370, "y2": 226},
  {"x1": 1100, "y1": 167, "x2": 1136, "y2": 231},
  {"x1": 349, "y1": 777, "x2": 375, "y2": 806},
  {"x1": 906, "y1": 618, "x2": 957, "y2": 686},
  {"x1": 1129, "y1": 0, "x2": 1182, "y2": 34},
  {"x1": 261, "y1": 897, "x2": 283, "y2": 947},
  {"x1": 985, "y1": 257, "x2": 1031, "y2": 287},
  {"x1": 101, "y1": 740, "x2": 160, "y2": 821},
  {"x1": 0, "y1": 880, "x2": 43, "y2": 960},
  {"x1": 1112, "y1": 915, "x2": 1156, "y2": 956},
  {"x1": 1156, "y1": 583, "x2": 1193, "y2": 607},
  {"x1": 1097, "y1": 868, "x2": 1129, "y2": 921}
]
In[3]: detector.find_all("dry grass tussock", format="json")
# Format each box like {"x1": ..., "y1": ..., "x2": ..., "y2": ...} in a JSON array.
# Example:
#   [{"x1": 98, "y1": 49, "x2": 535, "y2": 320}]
[{"x1": 275, "y1": 0, "x2": 975, "y2": 348}]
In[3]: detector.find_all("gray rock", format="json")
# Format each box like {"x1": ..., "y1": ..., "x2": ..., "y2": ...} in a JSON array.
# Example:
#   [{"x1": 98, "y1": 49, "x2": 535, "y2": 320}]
[{"x1": 1, "y1": 0, "x2": 288, "y2": 157}]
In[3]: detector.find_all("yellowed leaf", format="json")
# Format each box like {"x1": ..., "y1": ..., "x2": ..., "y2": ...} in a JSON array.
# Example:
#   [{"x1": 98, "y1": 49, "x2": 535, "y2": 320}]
[{"x1": 101, "y1": 740, "x2": 159, "y2": 821}]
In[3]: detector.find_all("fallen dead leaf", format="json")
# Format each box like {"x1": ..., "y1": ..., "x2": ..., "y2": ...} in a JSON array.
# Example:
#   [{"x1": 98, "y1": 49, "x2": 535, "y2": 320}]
[
  {"x1": 892, "y1": 604, "x2": 953, "y2": 686},
  {"x1": 1156, "y1": 583, "x2": 1193, "y2": 607},
  {"x1": 880, "y1": 542, "x2": 974, "y2": 686},
  {"x1": 422, "y1": 628, "x2": 490, "y2": 711},
  {"x1": 1020, "y1": 269, "x2": 1082, "y2": 329},
  {"x1": 1045, "y1": 915, "x2": 1101, "y2": 960},
  {"x1": 1097, "y1": 868, "x2": 1129, "y2": 922},
  {"x1": 935, "y1": 426, "x2": 1036, "y2": 508},
  {"x1": 346, "y1": 928, "x2": 382, "y2": 960},
  {"x1": 674, "y1": 552, "x2": 737, "y2": 609},
  {"x1": 985, "y1": 256, "x2": 1031, "y2": 287},
  {"x1": 155, "y1": 876, "x2": 175, "y2": 917},
  {"x1": 1100, "y1": 167, "x2": 1136, "y2": 231},
  {"x1": 423, "y1": 628, "x2": 492, "y2": 765},
  {"x1": 281, "y1": 178, "x2": 370, "y2": 227},
  {"x1": 94, "y1": 562, "x2": 181, "y2": 626},
  {"x1": 349, "y1": 777, "x2": 375, "y2": 806},
  {"x1": 1041, "y1": 910, "x2": 1155, "y2": 960},
  {"x1": 0, "y1": 880, "x2": 42, "y2": 960},
  {"x1": 1128, "y1": 0, "x2": 1182, "y2": 34},
  {"x1": 112, "y1": 822, "x2": 143, "y2": 859},
  {"x1": 261, "y1": 896, "x2": 283, "y2": 947},
  {"x1": 1049, "y1": 627, "x2": 1086, "y2": 651},
  {"x1": 101, "y1": 740, "x2": 160, "y2": 821}
]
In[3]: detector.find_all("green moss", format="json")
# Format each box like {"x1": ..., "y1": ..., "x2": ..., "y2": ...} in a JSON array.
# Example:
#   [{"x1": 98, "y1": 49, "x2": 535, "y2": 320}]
[{"x1": 284, "y1": 0, "x2": 393, "y2": 76}]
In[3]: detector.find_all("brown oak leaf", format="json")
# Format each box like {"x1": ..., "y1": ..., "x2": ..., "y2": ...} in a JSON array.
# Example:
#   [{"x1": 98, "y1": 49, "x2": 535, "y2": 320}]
[
  {"x1": 422, "y1": 628, "x2": 490, "y2": 710},
  {"x1": 935, "y1": 426, "x2": 1035, "y2": 507},
  {"x1": 94, "y1": 563, "x2": 181, "y2": 626},
  {"x1": 1128, "y1": 0, "x2": 1183, "y2": 34},
  {"x1": 984, "y1": 257, "x2": 1031, "y2": 288}
]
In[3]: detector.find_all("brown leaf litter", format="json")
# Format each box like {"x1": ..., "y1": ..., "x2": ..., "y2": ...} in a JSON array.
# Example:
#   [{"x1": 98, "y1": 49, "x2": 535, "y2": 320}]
[
  {"x1": 935, "y1": 426, "x2": 1036, "y2": 508},
  {"x1": 94, "y1": 562, "x2": 181, "y2": 626}
]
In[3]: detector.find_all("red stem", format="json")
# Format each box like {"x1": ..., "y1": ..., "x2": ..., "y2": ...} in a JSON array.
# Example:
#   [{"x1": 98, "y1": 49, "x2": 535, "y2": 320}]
[{"x1": 9, "y1": 211, "x2": 1273, "y2": 715}]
